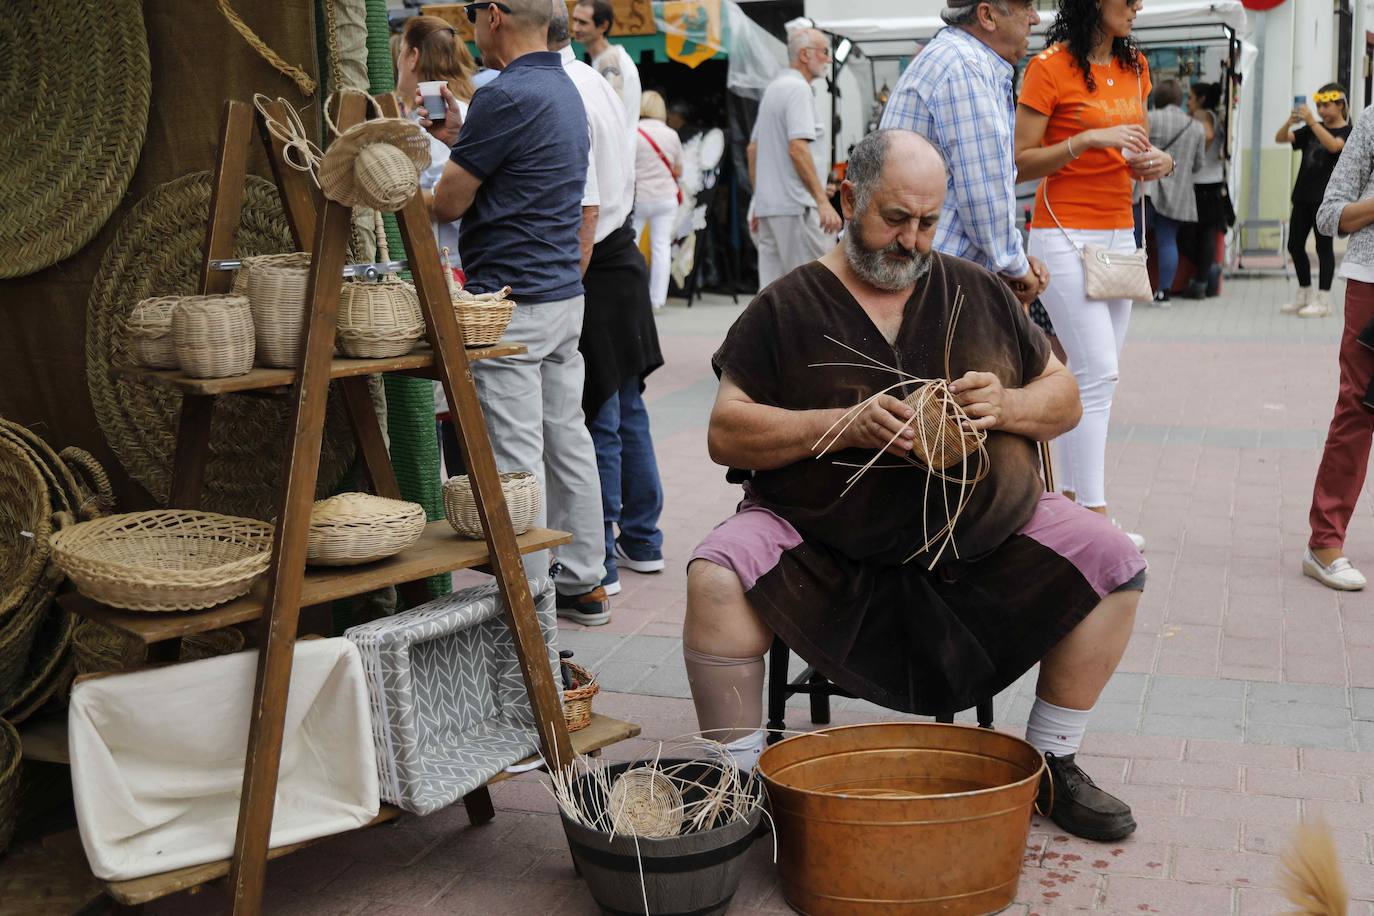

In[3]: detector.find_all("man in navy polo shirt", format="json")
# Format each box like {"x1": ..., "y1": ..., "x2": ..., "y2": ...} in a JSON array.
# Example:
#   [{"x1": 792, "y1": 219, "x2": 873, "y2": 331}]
[{"x1": 425, "y1": 0, "x2": 613, "y2": 624}]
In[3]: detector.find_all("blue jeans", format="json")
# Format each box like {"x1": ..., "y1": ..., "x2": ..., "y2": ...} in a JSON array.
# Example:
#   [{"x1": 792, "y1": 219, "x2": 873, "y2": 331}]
[
  {"x1": 1147, "y1": 200, "x2": 1183, "y2": 292},
  {"x1": 588, "y1": 375, "x2": 664, "y2": 581}
]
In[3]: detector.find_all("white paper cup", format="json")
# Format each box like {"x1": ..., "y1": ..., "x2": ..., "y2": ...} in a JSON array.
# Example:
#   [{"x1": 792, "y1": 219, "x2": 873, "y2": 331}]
[{"x1": 419, "y1": 81, "x2": 447, "y2": 122}]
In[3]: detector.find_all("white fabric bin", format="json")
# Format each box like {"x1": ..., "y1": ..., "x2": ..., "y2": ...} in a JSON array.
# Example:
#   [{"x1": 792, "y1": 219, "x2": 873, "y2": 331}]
[{"x1": 68, "y1": 637, "x2": 380, "y2": 881}]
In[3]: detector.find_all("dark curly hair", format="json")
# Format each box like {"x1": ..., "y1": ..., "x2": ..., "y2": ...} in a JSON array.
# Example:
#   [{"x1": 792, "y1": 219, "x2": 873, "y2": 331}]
[{"x1": 1044, "y1": 0, "x2": 1142, "y2": 93}]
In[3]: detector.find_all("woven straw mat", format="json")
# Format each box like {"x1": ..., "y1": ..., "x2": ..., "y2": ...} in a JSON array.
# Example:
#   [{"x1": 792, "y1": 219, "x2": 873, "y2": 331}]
[
  {"x1": 86, "y1": 172, "x2": 356, "y2": 520},
  {"x1": 0, "y1": 0, "x2": 151, "y2": 278}
]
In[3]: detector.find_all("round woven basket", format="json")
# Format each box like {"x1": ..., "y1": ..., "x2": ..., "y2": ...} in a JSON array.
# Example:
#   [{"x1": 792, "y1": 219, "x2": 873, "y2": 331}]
[
  {"x1": 442, "y1": 472, "x2": 541, "y2": 539},
  {"x1": 0, "y1": 718, "x2": 19, "y2": 856},
  {"x1": 86, "y1": 171, "x2": 356, "y2": 519},
  {"x1": 319, "y1": 117, "x2": 431, "y2": 211},
  {"x1": 903, "y1": 383, "x2": 986, "y2": 471},
  {"x1": 0, "y1": 0, "x2": 150, "y2": 278},
  {"x1": 452, "y1": 287, "x2": 516, "y2": 347},
  {"x1": 73, "y1": 618, "x2": 244, "y2": 676},
  {"x1": 122, "y1": 297, "x2": 180, "y2": 369},
  {"x1": 307, "y1": 493, "x2": 426, "y2": 566},
  {"x1": 607, "y1": 766, "x2": 684, "y2": 838},
  {"x1": 172, "y1": 295, "x2": 255, "y2": 379},
  {"x1": 0, "y1": 434, "x2": 54, "y2": 627},
  {"x1": 244, "y1": 252, "x2": 312, "y2": 368},
  {"x1": 3, "y1": 605, "x2": 75, "y2": 726},
  {"x1": 49, "y1": 510, "x2": 274, "y2": 612},
  {"x1": 337, "y1": 279, "x2": 424, "y2": 358},
  {"x1": 561, "y1": 660, "x2": 599, "y2": 733}
]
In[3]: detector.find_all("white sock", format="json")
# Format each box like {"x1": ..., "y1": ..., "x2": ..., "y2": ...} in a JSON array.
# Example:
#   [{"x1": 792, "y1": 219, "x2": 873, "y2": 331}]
[
  {"x1": 723, "y1": 728, "x2": 766, "y2": 771},
  {"x1": 1025, "y1": 697, "x2": 1092, "y2": 758}
]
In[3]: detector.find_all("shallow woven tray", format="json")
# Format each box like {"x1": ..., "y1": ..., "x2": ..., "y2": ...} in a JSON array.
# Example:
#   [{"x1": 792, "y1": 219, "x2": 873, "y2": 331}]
[
  {"x1": 442, "y1": 472, "x2": 540, "y2": 539},
  {"x1": 0, "y1": 0, "x2": 150, "y2": 278},
  {"x1": 73, "y1": 619, "x2": 244, "y2": 675},
  {"x1": 307, "y1": 493, "x2": 426, "y2": 566},
  {"x1": 50, "y1": 511, "x2": 273, "y2": 612},
  {"x1": 86, "y1": 171, "x2": 356, "y2": 519}
]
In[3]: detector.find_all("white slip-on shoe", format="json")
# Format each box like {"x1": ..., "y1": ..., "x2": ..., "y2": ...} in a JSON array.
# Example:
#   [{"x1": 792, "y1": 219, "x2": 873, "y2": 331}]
[
  {"x1": 1281, "y1": 287, "x2": 1310, "y2": 314},
  {"x1": 1112, "y1": 519, "x2": 1146, "y2": 552},
  {"x1": 1303, "y1": 548, "x2": 1367, "y2": 591},
  {"x1": 1298, "y1": 290, "x2": 1333, "y2": 318}
]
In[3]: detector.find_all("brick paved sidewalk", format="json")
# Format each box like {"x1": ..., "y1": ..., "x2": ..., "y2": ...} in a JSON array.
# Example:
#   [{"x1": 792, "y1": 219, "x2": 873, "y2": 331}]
[{"x1": 140, "y1": 276, "x2": 1374, "y2": 915}]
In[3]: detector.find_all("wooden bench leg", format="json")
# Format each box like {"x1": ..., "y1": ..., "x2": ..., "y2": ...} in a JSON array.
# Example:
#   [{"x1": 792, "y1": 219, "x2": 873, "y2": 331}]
[
  {"x1": 463, "y1": 786, "x2": 496, "y2": 825},
  {"x1": 766, "y1": 637, "x2": 789, "y2": 743}
]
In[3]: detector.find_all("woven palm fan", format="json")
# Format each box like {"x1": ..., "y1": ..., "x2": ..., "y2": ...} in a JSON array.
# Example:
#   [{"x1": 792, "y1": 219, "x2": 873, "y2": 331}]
[{"x1": 318, "y1": 93, "x2": 431, "y2": 212}]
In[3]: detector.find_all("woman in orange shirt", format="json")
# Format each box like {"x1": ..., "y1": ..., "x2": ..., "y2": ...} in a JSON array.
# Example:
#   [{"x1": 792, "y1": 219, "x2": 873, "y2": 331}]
[{"x1": 1015, "y1": 0, "x2": 1174, "y2": 550}]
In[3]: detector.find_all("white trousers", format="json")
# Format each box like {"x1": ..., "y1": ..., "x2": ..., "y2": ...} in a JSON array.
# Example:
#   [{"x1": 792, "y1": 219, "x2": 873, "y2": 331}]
[
  {"x1": 634, "y1": 196, "x2": 678, "y2": 308},
  {"x1": 756, "y1": 211, "x2": 834, "y2": 290},
  {"x1": 1028, "y1": 228, "x2": 1134, "y2": 509}
]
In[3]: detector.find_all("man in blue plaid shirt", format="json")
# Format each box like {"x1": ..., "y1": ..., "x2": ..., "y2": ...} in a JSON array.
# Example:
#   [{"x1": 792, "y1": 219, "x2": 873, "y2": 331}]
[{"x1": 879, "y1": 0, "x2": 1048, "y2": 305}]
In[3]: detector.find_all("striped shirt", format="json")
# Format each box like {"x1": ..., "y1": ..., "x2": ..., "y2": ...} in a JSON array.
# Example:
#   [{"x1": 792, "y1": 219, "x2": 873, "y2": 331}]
[{"x1": 880, "y1": 27, "x2": 1030, "y2": 279}]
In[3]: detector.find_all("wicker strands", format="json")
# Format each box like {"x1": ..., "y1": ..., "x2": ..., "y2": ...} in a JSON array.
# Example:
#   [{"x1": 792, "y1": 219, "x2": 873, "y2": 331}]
[
  {"x1": 73, "y1": 619, "x2": 244, "y2": 676},
  {"x1": 243, "y1": 252, "x2": 312, "y2": 367},
  {"x1": 561, "y1": 660, "x2": 598, "y2": 732},
  {"x1": 86, "y1": 171, "x2": 356, "y2": 519},
  {"x1": 307, "y1": 493, "x2": 426, "y2": 566},
  {"x1": 442, "y1": 472, "x2": 541, "y2": 539},
  {"x1": 452, "y1": 285, "x2": 516, "y2": 348},
  {"x1": 319, "y1": 112, "x2": 430, "y2": 212},
  {"x1": 49, "y1": 511, "x2": 273, "y2": 612},
  {"x1": 0, "y1": 719, "x2": 18, "y2": 856},
  {"x1": 0, "y1": 1, "x2": 150, "y2": 278},
  {"x1": 903, "y1": 382, "x2": 986, "y2": 471},
  {"x1": 171, "y1": 295, "x2": 256, "y2": 378},
  {"x1": 122, "y1": 297, "x2": 180, "y2": 369},
  {"x1": 607, "y1": 767, "x2": 684, "y2": 838}
]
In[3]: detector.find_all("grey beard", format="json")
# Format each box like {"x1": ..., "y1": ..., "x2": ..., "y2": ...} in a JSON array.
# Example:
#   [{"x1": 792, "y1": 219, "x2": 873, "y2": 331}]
[{"x1": 844, "y1": 224, "x2": 932, "y2": 292}]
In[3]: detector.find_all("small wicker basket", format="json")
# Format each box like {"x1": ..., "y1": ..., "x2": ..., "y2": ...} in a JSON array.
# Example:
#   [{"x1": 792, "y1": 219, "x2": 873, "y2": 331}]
[
  {"x1": 123, "y1": 296, "x2": 180, "y2": 369},
  {"x1": 0, "y1": 719, "x2": 17, "y2": 857},
  {"x1": 561, "y1": 659, "x2": 599, "y2": 732},
  {"x1": 904, "y1": 382, "x2": 986, "y2": 470},
  {"x1": 307, "y1": 493, "x2": 427, "y2": 566},
  {"x1": 442, "y1": 471, "x2": 540, "y2": 539},
  {"x1": 452, "y1": 287, "x2": 515, "y2": 348},
  {"x1": 73, "y1": 618, "x2": 245, "y2": 675},
  {"x1": 336, "y1": 215, "x2": 425, "y2": 358},
  {"x1": 172, "y1": 295, "x2": 255, "y2": 379},
  {"x1": 49, "y1": 510, "x2": 273, "y2": 612},
  {"x1": 244, "y1": 252, "x2": 312, "y2": 368}
]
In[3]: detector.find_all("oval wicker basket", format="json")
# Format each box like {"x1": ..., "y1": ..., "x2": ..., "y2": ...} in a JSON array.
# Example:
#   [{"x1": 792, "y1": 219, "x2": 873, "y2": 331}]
[
  {"x1": 73, "y1": 618, "x2": 244, "y2": 676},
  {"x1": 172, "y1": 295, "x2": 255, "y2": 379},
  {"x1": 452, "y1": 287, "x2": 516, "y2": 348},
  {"x1": 123, "y1": 297, "x2": 180, "y2": 369},
  {"x1": 49, "y1": 511, "x2": 273, "y2": 612},
  {"x1": 337, "y1": 279, "x2": 425, "y2": 358},
  {"x1": 561, "y1": 660, "x2": 599, "y2": 733},
  {"x1": 442, "y1": 471, "x2": 540, "y2": 539},
  {"x1": 244, "y1": 252, "x2": 312, "y2": 368},
  {"x1": 307, "y1": 493, "x2": 427, "y2": 566},
  {"x1": 0, "y1": 718, "x2": 18, "y2": 857}
]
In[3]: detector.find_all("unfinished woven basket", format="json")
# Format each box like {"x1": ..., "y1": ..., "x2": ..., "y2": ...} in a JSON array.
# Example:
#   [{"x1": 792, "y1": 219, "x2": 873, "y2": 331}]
[
  {"x1": 561, "y1": 659, "x2": 598, "y2": 733},
  {"x1": 49, "y1": 511, "x2": 273, "y2": 612},
  {"x1": 452, "y1": 287, "x2": 516, "y2": 348},
  {"x1": 0, "y1": 719, "x2": 18, "y2": 856},
  {"x1": 307, "y1": 493, "x2": 426, "y2": 566},
  {"x1": 243, "y1": 252, "x2": 312, "y2": 368},
  {"x1": 442, "y1": 471, "x2": 540, "y2": 539},
  {"x1": 122, "y1": 297, "x2": 180, "y2": 369},
  {"x1": 73, "y1": 618, "x2": 244, "y2": 675},
  {"x1": 172, "y1": 295, "x2": 255, "y2": 379},
  {"x1": 607, "y1": 766, "x2": 683, "y2": 838},
  {"x1": 903, "y1": 383, "x2": 986, "y2": 471}
]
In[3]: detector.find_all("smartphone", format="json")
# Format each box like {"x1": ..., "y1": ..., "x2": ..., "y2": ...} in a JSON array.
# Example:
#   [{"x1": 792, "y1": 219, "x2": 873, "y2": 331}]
[{"x1": 1294, "y1": 94, "x2": 1307, "y2": 107}]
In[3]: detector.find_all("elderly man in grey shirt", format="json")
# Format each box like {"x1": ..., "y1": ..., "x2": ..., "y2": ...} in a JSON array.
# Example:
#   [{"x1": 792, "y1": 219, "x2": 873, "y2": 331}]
[
  {"x1": 747, "y1": 28, "x2": 842, "y2": 290},
  {"x1": 1144, "y1": 79, "x2": 1206, "y2": 304}
]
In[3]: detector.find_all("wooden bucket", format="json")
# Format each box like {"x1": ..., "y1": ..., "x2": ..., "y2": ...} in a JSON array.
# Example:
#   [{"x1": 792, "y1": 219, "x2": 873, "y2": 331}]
[
  {"x1": 558, "y1": 759, "x2": 763, "y2": 916},
  {"x1": 758, "y1": 722, "x2": 1044, "y2": 915}
]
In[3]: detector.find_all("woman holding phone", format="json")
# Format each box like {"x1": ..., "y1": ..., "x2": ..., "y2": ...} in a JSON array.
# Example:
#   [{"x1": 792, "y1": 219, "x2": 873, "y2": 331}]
[{"x1": 1276, "y1": 83, "x2": 1352, "y2": 318}]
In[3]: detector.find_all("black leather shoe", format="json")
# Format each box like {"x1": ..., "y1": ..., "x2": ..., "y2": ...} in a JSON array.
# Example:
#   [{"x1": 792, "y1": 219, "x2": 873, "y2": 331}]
[
  {"x1": 1185, "y1": 280, "x2": 1207, "y2": 300},
  {"x1": 1037, "y1": 753, "x2": 1137, "y2": 841}
]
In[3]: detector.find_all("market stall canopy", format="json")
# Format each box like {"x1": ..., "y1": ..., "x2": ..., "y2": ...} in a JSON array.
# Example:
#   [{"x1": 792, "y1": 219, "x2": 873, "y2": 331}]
[{"x1": 815, "y1": 0, "x2": 1250, "y2": 57}]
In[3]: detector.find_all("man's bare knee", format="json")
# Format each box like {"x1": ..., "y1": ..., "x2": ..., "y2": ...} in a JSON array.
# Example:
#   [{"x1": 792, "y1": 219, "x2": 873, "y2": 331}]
[{"x1": 685, "y1": 559, "x2": 772, "y2": 658}]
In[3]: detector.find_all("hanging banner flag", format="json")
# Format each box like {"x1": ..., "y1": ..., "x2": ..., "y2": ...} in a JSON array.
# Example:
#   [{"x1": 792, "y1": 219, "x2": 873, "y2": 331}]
[{"x1": 661, "y1": 0, "x2": 722, "y2": 69}]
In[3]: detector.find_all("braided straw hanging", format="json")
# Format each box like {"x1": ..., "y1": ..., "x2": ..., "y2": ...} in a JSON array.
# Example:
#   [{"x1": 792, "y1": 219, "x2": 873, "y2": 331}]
[
  {"x1": 86, "y1": 172, "x2": 356, "y2": 520},
  {"x1": 0, "y1": 0, "x2": 150, "y2": 278},
  {"x1": 216, "y1": 0, "x2": 317, "y2": 95}
]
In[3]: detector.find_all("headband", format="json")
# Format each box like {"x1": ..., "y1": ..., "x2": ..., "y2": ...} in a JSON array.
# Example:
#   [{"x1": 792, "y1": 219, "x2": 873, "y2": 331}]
[{"x1": 1314, "y1": 90, "x2": 1346, "y2": 103}]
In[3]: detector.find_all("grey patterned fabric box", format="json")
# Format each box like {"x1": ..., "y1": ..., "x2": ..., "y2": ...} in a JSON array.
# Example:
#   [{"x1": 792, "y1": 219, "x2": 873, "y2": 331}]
[{"x1": 345, "y1": 576, "x2": 559, "y2": 815}]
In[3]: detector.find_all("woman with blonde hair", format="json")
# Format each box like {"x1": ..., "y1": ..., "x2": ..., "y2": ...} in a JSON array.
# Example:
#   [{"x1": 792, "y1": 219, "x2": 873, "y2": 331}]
[{"x1": 634, "y1": 89, "x2": 683, "y2": 310}]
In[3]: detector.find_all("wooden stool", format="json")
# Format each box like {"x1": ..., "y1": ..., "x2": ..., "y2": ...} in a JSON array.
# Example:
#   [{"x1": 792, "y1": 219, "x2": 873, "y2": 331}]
[{"x1": 766, "y1": 635, "x2": 994, "y2": 745}]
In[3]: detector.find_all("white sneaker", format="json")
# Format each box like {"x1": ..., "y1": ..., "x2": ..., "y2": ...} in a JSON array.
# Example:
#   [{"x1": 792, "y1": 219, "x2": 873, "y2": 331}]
[
  {"x1": 1282, "y1": 287, "x2": 1310, "y2": 314},
  {"x1": 1112, "y1": 519, "x2": 1146, "y2": 552},
  {"x1": 1303, "y1": 548, "x2": 1367, "y2": 590},
  {"x1": 1298, "y1": 290, "x2": 1333, "y2": 318}
]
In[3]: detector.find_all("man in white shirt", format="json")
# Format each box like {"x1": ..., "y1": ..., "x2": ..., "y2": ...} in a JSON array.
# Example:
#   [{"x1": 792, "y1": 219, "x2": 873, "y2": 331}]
[
  {"x1": 552, "y1": 0, "x2": 666, "y2": 608},
  {"x1": 572, "y1": 0, "x2": 641, "y2": 141},
  {"x1": 748, "y1": 28, "x2": 841, "y2": 290}
]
